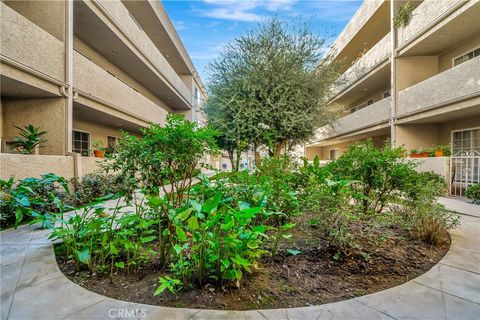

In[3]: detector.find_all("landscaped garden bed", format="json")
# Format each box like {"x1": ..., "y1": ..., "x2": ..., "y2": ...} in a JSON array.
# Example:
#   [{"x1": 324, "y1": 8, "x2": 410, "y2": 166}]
[
  {"x1": 56, "y1": 212, "x2": 448, "y2": 310},
  {"x1": 2, "y1": 115, "x2": 458, "y2": 312}
]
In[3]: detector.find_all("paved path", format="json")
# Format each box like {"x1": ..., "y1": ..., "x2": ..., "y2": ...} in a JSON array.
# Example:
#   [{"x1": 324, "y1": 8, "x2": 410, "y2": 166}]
[{"x1": 1, "y1": 198, "x2": 479, "y2": 320}]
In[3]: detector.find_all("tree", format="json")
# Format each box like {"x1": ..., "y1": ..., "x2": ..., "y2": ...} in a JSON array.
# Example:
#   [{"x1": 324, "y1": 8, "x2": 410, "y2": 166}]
[{"x1": 204, "y1": 16, "x2": 339, "y2": 162}]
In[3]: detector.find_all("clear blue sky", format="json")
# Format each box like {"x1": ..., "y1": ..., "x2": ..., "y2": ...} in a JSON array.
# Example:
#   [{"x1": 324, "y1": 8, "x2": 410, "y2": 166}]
[{"x1": 162, "y1": 0, "x2": 362, "y2": 84}]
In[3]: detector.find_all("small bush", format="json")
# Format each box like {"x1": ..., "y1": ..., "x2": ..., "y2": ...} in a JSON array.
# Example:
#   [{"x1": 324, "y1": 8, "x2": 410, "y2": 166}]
[
  {"x1": 67, "y1": 172, "x2": 125, "y2": 207},
  {"x1": 465, "y1": 184, "x2": 480, "y2": 204},
  {"x1": 0, "y1": 173, "x2": 69, "y2": 229}
]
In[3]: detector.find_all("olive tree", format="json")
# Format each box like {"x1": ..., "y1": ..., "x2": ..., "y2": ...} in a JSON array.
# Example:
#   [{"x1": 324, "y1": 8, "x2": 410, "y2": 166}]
[{"x1": 204, "y1": 17, "x2": 339, "y2": 162}]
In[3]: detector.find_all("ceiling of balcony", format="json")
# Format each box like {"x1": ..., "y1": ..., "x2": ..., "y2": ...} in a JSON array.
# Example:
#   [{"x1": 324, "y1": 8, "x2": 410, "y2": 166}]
[
  {"x1": 331, "y1": 61, "x2": 391, "y2": 106},
  {"x1": 333, "y1": 1, "x2": 390, "y2": 73},
  {"x1": 73, "y1": 102, "x2": 144, "y2": 133},
  {"x1": 73, "y1": 0, "x2": 191, "y2": 110},
  {"x1": 121, "y1": 0, "x2": 194, "y2": 76},
  {"x1": 0, "y1": 75, "x2": 59, "y2": 98},
  {"x1": 399, "y1": 1, "x2": 480, "y2": 56}
]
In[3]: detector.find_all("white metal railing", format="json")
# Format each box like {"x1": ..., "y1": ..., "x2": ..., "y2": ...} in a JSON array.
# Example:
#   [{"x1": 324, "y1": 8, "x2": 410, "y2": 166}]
[{"x1": 450, "y1": 150, "x2": 480, "y2": 198}]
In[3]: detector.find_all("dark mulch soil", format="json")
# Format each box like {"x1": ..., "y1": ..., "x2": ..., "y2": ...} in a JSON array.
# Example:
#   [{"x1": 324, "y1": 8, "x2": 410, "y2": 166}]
[{"x1": 56, "y1": 214, "x2": 449, "y2": 310}]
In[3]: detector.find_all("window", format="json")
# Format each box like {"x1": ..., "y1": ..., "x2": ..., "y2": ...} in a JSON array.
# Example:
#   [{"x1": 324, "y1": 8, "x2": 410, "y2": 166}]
[
  {"x1": 453, "y1": 47, "x2": 480, "y2": 67},
  {"x1": 72, "y1": 130, "x2": 90, "y2": 156},
  {"x1": 329, "y1": 149, "x2": 340, "y2": 160},
  {"x1": 194, "y1": 87, "x2": 201, "y2": 104},
  {"x1": 452, "y1": 128, "x2": 480, "y2": 154}
]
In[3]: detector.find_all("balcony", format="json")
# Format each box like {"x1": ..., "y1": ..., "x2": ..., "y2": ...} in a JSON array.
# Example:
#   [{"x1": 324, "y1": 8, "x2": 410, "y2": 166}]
[
  {"x1": 73, "y1": 51, "x2": 167, "y2": 124},
  {"x1": 398, "y1": 0, "x2": 463, "y2": 48},
  {"x1": 397, "y1": 0, "x2": 480, "y2": 56},
  {"x1": 0, "y1": 3, "x2": 64, "y2": 82},
  {"x1": 332, "y1": 33, "x2": 390, "y2": 100},
  {"x1": 397, "y1": 57, "x2": 480, "y2": 117},
  {"x1": 74, "y1": 0, "x2": 192, "y2": 110},
  {"x1": 319, "y1": 97, "x2": 391, "y2": 140}
]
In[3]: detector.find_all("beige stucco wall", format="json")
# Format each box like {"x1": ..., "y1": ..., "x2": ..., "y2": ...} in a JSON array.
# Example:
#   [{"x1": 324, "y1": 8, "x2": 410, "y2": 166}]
[
  {"x1": 90, "y1": 0, "x2": 192, "y2": 105},
  {"x1": 73, "y1": 38, "x2": 172, "y2": 114},
  {"x1": 438, "y1": 116, "x2": 480, "y2": 147},
  {"x1": 396, "y1": 56, "x2": 439, "y2": 92},
  {"x1": 0, "y1": 2, "x2": 65, "y2": 81},
  {"x1": 0, "y1": 154, "x2": 74, "y2": 180},
  {"x1": 2, "y1": 97, "x2": 66, "y2": 155},
  {"x1": 396, "y1": 124, "x2": 440, "y2": 152},
  {"x1": 348, "y1": 86, "x2": 390, "y2": 110},
  {"x1": 438, "y1": 36, "x2": 480, "y2": 72},
  {"x1": 407, "y1": 157, "x2": 450, "y2": 179},
  {"x1": 3, "y1": 0, "x2": 65, "y2": 41},
  {"x1": 73, "y1": 51, "x2": 168, "y2": 125},
  {"x1": 81, "y1": 156, "x2": 108, "y2": 176},
  {"x1": 305, "y1": 135, "x2": 389, "y2": 161}
]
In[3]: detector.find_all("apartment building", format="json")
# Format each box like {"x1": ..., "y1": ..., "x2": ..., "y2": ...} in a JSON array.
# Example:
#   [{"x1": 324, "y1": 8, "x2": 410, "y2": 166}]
[
  {"x1": 305, "y1": 0, "x2": 480, "y2": 196},
  {"x1": 0, "y1": 0, "x2": 205, "y2": 179}
]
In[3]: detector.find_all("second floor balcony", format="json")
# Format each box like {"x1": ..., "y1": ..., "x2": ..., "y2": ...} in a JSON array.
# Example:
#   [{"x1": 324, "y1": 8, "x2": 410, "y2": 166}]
[
  {"x1": 314, "y1": 97, "x2": 391, "y2": 142},
  {"x1": 331, "y1": 33, "x2": 391, "y2": 101},
  {"x1": 397, "y1": 56, "x2": 480, "y2": 118}
]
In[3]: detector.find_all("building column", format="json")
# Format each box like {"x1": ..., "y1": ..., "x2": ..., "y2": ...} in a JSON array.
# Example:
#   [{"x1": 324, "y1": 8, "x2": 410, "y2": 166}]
[
  {"x1": 389, "y1": 0, "x2": 398, "y2": 147},
  {"x1": 64, "y1": 0, "x2": 74, "y2": 154}
]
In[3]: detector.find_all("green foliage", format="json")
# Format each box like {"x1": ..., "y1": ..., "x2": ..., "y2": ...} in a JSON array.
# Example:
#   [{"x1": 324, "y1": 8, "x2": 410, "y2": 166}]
[
  {"x1": 107, "y1": 113, "x2": 218, "y2": 206},
  {"x1": 10, "y1": 125, "x2": 47, "y2": 154},
  {"x1": 465, "y1": 184, "x2": 480, "y2": 204},
  {"x1": 204, "y1": 16, "x2": 339, "y2": 158},
  {"x1": 67, "y1": 172, "x2": 125, "y2": 207},
  {"x1": 165, "y1": 193, "x2": 269, "y2": 290},
  {"x1": 50, "y1": 200, "x2": 159, "y2": 275},
  {"x1": 0, "y1": 173, "x2": 69, "y2": 229},
  {"x1": 393, "y1": 1, "x2": 415, "y2": 28},
  {"x1": 326, "y1": 140, "x2": 412, "y2": 214}
]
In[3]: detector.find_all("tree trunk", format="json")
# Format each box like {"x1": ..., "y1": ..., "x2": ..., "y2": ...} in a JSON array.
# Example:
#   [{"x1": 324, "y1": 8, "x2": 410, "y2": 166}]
[
  {"x1": 254, "y1": 142, "x2": 261, "y2": 167},
  {"x1": 235, "y1": 148, "x2": 241, "y2": 172},
  {"x1": 273, "y1": 141, "x2": 285, "y2": 157},
  {"x1": 227, "y1": 149, "x2": 235, "y2": 171}
]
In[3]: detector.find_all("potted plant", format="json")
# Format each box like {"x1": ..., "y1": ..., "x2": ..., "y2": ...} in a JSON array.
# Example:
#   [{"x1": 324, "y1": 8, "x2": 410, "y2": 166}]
[
  {"x1": 409, "y1": 147, "x2": 429, "y2": 158},
  {"x1": 10, "y1": 125, "x2": 47, "y2": 154},
  {"x1": 92, "y1": 140, "x2": 106, "y2": 158},
  {"x1": 434, "y1": 145, "x2": 451, "y2": 157}
]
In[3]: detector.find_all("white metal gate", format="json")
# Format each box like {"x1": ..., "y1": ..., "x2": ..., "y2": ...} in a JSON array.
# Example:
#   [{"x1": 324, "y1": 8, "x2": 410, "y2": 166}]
[{"x1": 450, "y1": 150, "x2": 480, "y2": 197}]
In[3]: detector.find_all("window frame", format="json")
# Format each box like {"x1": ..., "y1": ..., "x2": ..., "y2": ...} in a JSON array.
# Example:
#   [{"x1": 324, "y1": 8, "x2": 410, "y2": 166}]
[
  {"x1": 451, "y1": 126, "x2": 480, "y2": 155},
  {"x1": 452, "y1": 46, "x2": 480, "y2": 67},
  {"x1": 329, "y1": 148, "x2": 340, "y2": 160},
  {"x1": 72, "y1": 129, "x2": 91, "y2": 157}
]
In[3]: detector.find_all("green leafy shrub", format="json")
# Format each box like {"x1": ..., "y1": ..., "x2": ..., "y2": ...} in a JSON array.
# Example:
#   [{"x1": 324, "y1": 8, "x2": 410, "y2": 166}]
[
  {"x1": 156, "y1": 192, "x2": 269, "y2": 293},
  {"x1": 326, "y1": 140, "x2": 412, "y2": 214},
  {"x1": 107, "y1": 113, "x2": 218, "y2": 207},
  {"x1": 51, "y1": 199, "x2": 158, "y2": 274},
  {"x1": 67, "y1": 172, "x2": 125, "y2": 207},
  {"x1": 465, "y1": 184, "x2": 480, "y2": 204},
  {"x1": 0, "y1": 173, "x2": 69, "y2": 229},
  {"x1": 393, "y1": 1, "x2": 415, "y2": 28}
]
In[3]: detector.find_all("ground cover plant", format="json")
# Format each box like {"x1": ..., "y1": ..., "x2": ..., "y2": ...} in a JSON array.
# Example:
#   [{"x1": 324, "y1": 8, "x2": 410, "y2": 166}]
[{"x1": 50, "y1": 135, "x2": 458, "y2": 309}]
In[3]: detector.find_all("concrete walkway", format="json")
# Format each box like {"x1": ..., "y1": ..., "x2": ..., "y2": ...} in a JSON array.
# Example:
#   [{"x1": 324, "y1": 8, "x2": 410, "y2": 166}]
[{"x1": 1, "y1": 199, "x2": 479, "y2": 320}]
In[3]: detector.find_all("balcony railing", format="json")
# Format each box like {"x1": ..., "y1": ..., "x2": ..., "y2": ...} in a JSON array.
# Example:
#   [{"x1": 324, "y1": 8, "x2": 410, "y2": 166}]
[
  {"x1": 397, "y1": 0, "x2": 464, "y2": 48},
  {"x1": 0, "y1": 3, "x2": 64, "y2": 81},
  {"x1": 332, "y1": 33, "x2": 390, "y2": 97},
  {"x1": 74, "y1": 51, "x2": 167, "y2": 124},
  {"x1": 315, "y1": 97, "x2": 391, "y2": 141},
  {"x1": 93, "y1": 0, "x2": 193, "y2": 106},
  {"x1": 397, "y1": 57, "x2": 480, "y2": 117}
]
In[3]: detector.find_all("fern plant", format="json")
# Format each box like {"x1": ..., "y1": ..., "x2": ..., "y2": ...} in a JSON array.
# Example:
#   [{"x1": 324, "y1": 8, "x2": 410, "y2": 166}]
[{"x1": 11, "y1": 125, "x2": 47, "y2": 154}]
